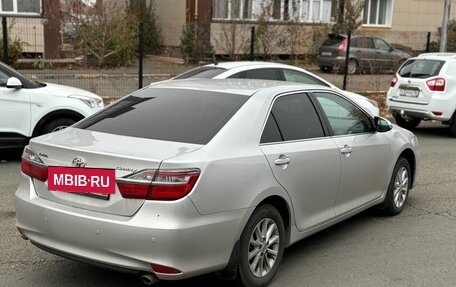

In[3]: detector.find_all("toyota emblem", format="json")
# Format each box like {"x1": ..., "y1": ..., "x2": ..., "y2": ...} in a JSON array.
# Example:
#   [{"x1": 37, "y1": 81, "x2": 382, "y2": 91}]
[{"x1": 72, "y1": 157, "x2": 87, "y2": 168}]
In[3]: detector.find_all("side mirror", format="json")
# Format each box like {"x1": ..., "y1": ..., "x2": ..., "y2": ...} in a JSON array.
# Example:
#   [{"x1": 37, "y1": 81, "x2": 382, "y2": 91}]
[
  {"x1": 6, "y1": 77, "x2": 22, "y2": 88},
  {"x1": 375, "y1": 116, "x2": 393, "y2": 132}
]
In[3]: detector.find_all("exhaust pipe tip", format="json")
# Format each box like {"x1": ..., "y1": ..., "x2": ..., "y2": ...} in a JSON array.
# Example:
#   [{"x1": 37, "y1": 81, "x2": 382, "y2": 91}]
[{"x1": 139, "y1": 273, "x2": 159, "y2": 286}]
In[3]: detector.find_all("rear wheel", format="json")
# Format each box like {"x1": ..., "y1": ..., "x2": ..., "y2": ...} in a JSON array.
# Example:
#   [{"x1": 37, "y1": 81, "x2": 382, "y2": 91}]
[
  {"x1": 237, "y1": 204, "x2": 285, "y2": 287},
  {"x1": 320, "y1": 66, "x2": 332, "y2": 73},
  {"x1": 449, "y1": 113, "x2": 456, "y2": 137},
  {"x1": 394, "y1": 115, "x2": 421, "y2": 130},
  {"x1": 347, "y1": 59, "x2": 359, "y2": 74},
  {"x1": 41, "y1": 118, "x2": 76, "y2": 135},
  {"x1": 379, "y1": 157, "x2": 411, "y2": 216}
]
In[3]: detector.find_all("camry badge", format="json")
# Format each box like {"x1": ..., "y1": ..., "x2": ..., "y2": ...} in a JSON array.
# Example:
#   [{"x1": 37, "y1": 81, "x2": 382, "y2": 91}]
[{"x1": 72, "y1": 157, "x2": 87, "y2": 168}]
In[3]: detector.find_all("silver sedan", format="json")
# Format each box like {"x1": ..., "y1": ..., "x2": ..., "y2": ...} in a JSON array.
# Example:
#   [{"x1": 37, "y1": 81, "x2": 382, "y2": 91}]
[{"x1": 15, "y1": 79, "x2": 418, "y2": 287}]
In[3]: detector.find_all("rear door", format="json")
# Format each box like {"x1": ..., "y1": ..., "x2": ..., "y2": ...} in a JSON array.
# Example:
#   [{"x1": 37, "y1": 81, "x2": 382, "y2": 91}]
[
  {"x1": 260, "y1": 92, "x2": 341, "y2": 231},
  {"x1": 390, "y1": 59, "x2": 445, "y2": 104},
  {"x1": 359, "y1": 37, "x2": 376, "y2": 70},
  {"x1": 311, "y1": 91, "x2": 391, "y2": 215},
  {"x1": 373, "y1": 38, "x2": 395, "y2": 70}
]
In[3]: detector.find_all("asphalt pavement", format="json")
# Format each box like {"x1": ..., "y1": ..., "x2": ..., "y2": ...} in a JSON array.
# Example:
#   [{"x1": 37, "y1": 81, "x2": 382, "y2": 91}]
[{"x1": 1, "y1": 121, "x2": 456, "y2": 287}]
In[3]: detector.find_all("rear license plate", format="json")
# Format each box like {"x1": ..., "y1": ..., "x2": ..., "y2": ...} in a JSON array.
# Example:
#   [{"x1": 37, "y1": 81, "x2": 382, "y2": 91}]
[
  {"x1": 321, "y1": 51, "x2": 332, "y2": 56},
  {"x1": 399, "y1": 89, "x2": 419, "y2": 97},
  {"x1": 48, "y1": 167, "x2": 116, "y2": 195}
]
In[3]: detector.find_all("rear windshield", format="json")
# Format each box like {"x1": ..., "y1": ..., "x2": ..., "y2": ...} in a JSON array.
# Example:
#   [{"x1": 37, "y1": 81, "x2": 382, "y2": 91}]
[
  {"x1": 75, "y1": 88, "x2": 248, "y2": 144},
  {"x1": 322, "y1": 34, "x2": 346, "y2": 46},
  {"x1": 398, "y1": 59, "x2": 444, "y2": 78},
  {"x1": 174, "y1": 67, "x2": 227, "y2": 79}
]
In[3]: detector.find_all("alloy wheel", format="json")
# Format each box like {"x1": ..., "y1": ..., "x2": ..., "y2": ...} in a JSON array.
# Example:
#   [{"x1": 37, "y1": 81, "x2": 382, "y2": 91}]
[
  {"x1": 393, "y1": 166, "x2": 409, "y2": 208},
  {"x1": 248, "y1": 218, "x2": 280, "y2": 278}
]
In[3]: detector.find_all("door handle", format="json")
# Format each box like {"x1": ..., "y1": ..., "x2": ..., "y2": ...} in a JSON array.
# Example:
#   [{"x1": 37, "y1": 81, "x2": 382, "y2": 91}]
[
  {"x1": 340, "y1": 145, "x2": 352, "y2": 156},
  {"x1": 274, "y1": 155, "x2": 291, "y2": 166}
]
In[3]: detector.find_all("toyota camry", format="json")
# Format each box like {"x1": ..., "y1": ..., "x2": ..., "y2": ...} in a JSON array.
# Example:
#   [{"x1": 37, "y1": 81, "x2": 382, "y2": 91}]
[{"x1": 15, "y1": 79, "x2": 418, "y2": 287}]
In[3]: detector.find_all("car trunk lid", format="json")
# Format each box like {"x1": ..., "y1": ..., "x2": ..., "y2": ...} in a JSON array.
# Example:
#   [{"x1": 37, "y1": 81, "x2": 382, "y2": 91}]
[
  {"x1": 319, "y1": 34, "x2": 346, "y2": 57},
  {"x1": 27, "y1": 128, "x2": 202, "y2": 216}
]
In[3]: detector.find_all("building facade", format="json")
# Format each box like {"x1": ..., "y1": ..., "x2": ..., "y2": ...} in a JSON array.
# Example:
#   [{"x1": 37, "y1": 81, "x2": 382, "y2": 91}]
[{"x1": 154, "y1": 0, "x2": 456, "y2": 55}]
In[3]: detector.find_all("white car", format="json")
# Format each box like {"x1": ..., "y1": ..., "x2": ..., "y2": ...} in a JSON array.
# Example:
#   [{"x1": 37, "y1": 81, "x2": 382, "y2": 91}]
[
  {"x1": 387, "y1": 53, "x2": 456, "y2": 135},
  {"x1": 16, "y1": 79, "x2": 417, "y2": 287},
  {"x1": 174, "y1": 61, "x2": 380, "y2": 116},
  {"x1": 0, "y1": 62, "x2": 104, "y2": 148}
]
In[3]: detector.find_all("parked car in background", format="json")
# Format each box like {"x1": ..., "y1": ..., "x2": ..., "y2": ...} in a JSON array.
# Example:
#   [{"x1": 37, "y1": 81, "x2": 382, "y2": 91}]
[
  {"x1": 317, "y1": 34, "x2": 411, "y2": 74},
  {"x1": 387, "y1": 53, "x2": 456, "y2": 135},
  {"x1": 0, "y1": 61, "x2": 104, "y2": 149},
  {"x1": 16, "y1": 79, "x2": 418, "y2": 287},
  {"x1": 173, "y1": 61, "x2": 380, "y2": 116}
]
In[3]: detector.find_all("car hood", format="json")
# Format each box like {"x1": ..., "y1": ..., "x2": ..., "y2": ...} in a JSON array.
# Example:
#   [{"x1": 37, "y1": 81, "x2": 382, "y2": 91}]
[{"x1": 42, "y1": 82, "x2": 102, "y2": 100}]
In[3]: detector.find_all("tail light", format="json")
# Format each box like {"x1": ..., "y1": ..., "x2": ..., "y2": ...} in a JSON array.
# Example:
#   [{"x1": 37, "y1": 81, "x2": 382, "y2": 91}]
[
  {"x1": 117, "y1": 168, "x2": 200, "y2": 201},
  {"x1": 337, "y1": 38, "x2": 347, "y2": 54},
  {"x1": 21, "y1": 146, "x2": 48, "y2": 182},
  {"x1": 426, "y1": 77, "x2": 445, "y2": 91},
  {"x1": 390, "y1": 75, "x2": 398, "y2": 87}
]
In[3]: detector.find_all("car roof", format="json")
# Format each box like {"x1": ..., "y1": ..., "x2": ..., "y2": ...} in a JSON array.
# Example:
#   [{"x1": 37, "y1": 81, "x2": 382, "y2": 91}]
[
  {"x1": 201, "y1": 61, "x2": 307, "y2": 71},
  {"x1": 149, "y1": 78, "x2": 330, "y2": 96},
  {"x1": 415, "y1": 53, "x2": 456, "y2": 61}
]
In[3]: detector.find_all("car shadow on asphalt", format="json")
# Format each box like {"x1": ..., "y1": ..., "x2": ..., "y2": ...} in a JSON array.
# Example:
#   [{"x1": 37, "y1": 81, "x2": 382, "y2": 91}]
[
  {"x1": 0, "y1": 148, "x2": 23, "y2": 162},
  {"x1": 413, "y1": 125, "x2": 453, "y2": 138}
]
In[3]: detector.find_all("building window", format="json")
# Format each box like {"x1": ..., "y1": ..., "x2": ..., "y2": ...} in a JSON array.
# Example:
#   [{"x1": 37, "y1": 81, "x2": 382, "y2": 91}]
[
  {"x1": 298, "y1": 0, "x2": 332, "y2": 22},
  {"x1": 363, "y1": 0, "x2": 392, "y2": 26},
  {"x1": 212, "y1": 0, "x2": 333, "y2": 22}
]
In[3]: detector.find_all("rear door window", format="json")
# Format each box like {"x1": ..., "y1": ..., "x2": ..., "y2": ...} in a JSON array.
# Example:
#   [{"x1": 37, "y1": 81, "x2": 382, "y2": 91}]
[
  {"x1": 243, "y1": 68, "x2": 281, "y2": 81},
  {"x1": 261, "y1": 93, "x2": 325, "y2": 143},
  {"x1": 75, "y1": 88, "x2": 248, "y2": 145},
  {"x1": 373, "y1": 38, "x2": 391, "y2": 51},
  {"x1": 174, "y1": 67, "x2": 227, "y2": 79},
  {"x1": 398, "y1": 59, "x2": 444, "y2": 78},
  {"x1": 362, "y1": 37, "x2": 375, "y2": 49}
]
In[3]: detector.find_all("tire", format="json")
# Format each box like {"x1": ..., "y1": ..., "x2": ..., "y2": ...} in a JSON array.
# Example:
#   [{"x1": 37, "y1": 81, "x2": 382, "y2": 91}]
[
  {"x1": 449, "y1": 113, "x2": 456, "y2": 137},
  {"x1": 347, "y1": 59, "x2": 359, "y2": 74},
  {"x1": 237, "y1": 204, "x2": 285, "y2": 287},
  {"x1": 41, "y1": 118, "x2": 77, "y2": 135},
  {"x1": 380, "y1": 157, "x2": 411, "y2": 216},
  {"x1": 320, "y1": 66, "x2": 332, "y2": 73},
  {"x1": 393, "y1": 115, "x2": 421, "y2": 130}
]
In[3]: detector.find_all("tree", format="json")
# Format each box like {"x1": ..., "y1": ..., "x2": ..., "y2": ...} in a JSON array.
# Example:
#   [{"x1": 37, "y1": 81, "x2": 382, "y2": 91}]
[
  {"x1": 255, "y1": 1, "x2": 288, "y2": 58},
  {"x1": 127, "y1": 0, "x2": 163, "y2": 55},
  {"x1": 428, "y1": 20, "x2": 456, "y2": 52},
  {"x1": 65, "y1": 1, "x2": 137, "y2": 67},
  {"x1": 331, "y1": 0, "x2": 364, "y2": 34}
]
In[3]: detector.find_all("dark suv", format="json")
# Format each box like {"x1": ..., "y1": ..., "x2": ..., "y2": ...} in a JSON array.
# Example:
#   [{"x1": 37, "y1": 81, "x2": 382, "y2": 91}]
[{"x1": 317, "y1": 34, "x2": 411, "y2": 74}]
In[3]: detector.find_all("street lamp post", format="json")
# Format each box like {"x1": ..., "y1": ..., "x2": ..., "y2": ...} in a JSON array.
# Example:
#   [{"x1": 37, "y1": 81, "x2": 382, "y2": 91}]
[{"x1": 440, "y1": 0, "x2": 451, "y2": 52}]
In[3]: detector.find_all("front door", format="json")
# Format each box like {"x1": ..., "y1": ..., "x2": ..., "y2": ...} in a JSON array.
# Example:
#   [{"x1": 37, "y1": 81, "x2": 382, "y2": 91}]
[
  {"x1": 312, "y1": 91, "x2": 392, "y2": 216},
  {"x1": 259, "y1": 92, "x2": 341, "y2": 231},
  {"x1": 0, "y1": 68, "x2": 31, "y2": 138}
]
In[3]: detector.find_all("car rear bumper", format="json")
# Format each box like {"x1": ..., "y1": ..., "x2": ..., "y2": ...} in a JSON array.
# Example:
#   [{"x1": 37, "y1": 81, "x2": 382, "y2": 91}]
[
  {"x1": 387, "y1": 97, "x2": 454, "y2": 121},
  {"x1": 15, "y1": 174, "x2": 250, "y2": 280},
  {"x1": 316, "y1": 56, "x2": 345, "y2": 68}
]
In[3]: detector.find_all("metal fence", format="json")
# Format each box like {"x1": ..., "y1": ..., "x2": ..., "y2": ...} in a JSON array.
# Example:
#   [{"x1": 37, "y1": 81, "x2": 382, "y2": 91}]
[{"x1": 1, "y1": 15, "x2": 441, "y2": 102}]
